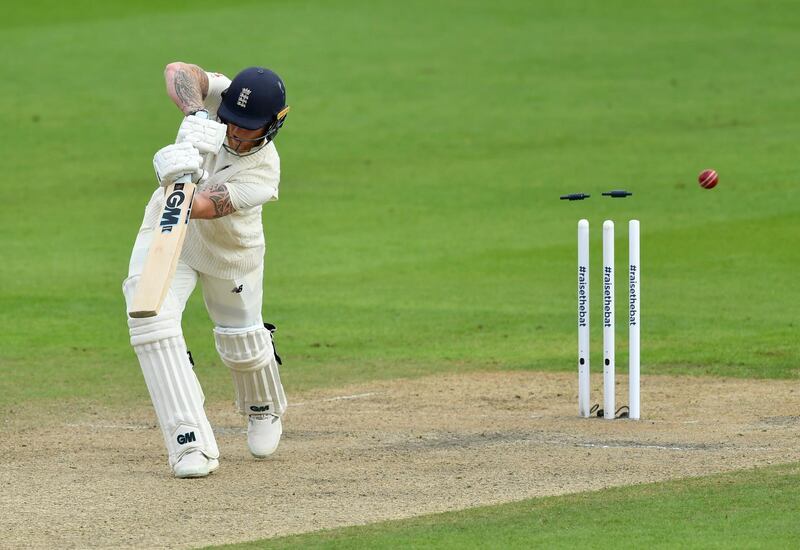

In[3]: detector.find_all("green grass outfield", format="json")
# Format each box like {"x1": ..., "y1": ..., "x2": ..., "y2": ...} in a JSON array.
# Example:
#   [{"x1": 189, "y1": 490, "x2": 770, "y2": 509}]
[
  {"x1": 209, "y1": 463, "x2": 800, "y2": 549},
  {"x1": 1, "y1": 0, "x2": 798, "y2": 546},
  {"x1": 1, "y1": 0, "x2": 797, "y2": 408}
]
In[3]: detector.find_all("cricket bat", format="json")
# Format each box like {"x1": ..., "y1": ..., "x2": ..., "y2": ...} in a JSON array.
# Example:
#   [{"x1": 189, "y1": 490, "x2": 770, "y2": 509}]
[{"x1": 128, "y1": 175, "x2": 196, "y2": 318}]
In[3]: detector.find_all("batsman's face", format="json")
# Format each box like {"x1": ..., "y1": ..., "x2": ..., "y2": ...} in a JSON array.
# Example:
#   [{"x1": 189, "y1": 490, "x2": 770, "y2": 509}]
[{"x1": 225, "y1": 123, "x2": 267, "y2": 153}]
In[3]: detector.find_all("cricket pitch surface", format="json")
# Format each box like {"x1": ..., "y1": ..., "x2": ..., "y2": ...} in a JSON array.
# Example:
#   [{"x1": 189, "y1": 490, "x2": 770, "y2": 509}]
[{"x1": 2, "y1": 372, "x2": 799, "y2": 548}]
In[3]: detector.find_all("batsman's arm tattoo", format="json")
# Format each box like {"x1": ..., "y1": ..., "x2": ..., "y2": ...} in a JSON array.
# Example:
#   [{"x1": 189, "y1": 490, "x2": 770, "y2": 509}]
[
  {"x1": 201, "y1": 184, "x2": 236, "y2": 219},
  {"x1": 165, "y1": 62, "x2": 210, "y2": 115}
]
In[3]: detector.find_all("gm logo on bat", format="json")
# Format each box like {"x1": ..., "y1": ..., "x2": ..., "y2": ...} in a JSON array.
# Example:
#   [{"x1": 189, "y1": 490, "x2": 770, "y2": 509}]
[{"x1": 160, "y1": 183, "x2": 191, "y2": 233}]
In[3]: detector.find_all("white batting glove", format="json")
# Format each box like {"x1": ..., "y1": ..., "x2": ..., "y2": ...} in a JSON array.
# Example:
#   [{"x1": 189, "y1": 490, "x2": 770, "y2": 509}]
[
  {"x1": 153, "y1": 142, "x2": 204, "y2": 187},
  {"x1": 176, "y1": 114, "x2": 227, "y2": 154}
]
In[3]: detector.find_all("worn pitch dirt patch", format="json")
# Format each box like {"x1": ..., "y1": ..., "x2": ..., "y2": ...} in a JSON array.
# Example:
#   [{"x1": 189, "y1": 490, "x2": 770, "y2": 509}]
[{"x1": 1, "y1": 371, "x2": 799, "y2": 549}]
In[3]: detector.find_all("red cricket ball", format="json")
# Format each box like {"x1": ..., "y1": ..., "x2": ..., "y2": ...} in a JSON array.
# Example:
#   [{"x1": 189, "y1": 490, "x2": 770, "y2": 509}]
[{"x1": 698, "y1": 169, "x2": 718, "y2": 189}]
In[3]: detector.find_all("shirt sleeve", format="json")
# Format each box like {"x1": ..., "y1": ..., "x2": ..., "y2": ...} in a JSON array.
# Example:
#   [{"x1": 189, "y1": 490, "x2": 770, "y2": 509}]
[
  {"x1": 203, "y1": 72, "x2": 232, "y2": 118},
  {"x1": 225, "y1": 165, "x2": 280, "y2": 211}
]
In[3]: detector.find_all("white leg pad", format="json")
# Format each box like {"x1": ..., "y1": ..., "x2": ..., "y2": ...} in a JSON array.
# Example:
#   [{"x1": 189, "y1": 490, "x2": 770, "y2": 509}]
[
  {"x1": 214, "y1": 325, "x2": 287, "y2": 417},
  {"x1": 123, "y1": 276, "x2": 219, "y2": 467}
]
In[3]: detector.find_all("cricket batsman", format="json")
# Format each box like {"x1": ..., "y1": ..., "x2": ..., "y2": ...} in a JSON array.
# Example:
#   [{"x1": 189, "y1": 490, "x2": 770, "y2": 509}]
[{"x1": 122, "y1": 62, "x2": 290, "y2": 478}]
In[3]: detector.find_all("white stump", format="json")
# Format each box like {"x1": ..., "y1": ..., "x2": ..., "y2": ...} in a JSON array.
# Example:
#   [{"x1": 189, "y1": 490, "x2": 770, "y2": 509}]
[
  {"x1": 602, "y1": 220, "x2": 615, "y2": 419},
  {"x1": 577, "y1": 220, "x2": 590, "y2": 417},
  {"x1": 629, "y1": 220, "x2": 641, "y2": 420}
]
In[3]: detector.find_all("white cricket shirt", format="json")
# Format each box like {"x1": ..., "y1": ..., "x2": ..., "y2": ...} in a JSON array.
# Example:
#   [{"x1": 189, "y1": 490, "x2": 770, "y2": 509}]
[{"x1": 141, "y1": 72, "x2": 281, "y2": 279}]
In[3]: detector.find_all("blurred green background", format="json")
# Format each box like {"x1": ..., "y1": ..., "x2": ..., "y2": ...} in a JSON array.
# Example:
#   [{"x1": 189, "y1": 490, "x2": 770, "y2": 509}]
[{"x1": 1, "y1": 0, "x2": 798, "y2": 410}]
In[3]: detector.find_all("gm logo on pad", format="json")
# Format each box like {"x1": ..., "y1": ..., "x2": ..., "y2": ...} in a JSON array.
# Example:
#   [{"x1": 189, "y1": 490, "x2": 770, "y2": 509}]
[{"x1": 176, "y1": 431, "x2": 196, "y2": 445}]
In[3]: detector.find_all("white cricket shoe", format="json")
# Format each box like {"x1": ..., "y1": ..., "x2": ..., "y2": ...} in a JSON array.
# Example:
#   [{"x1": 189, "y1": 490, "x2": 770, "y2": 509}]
[
  {"x1": 173, "y1": 450, "x2": 219, "y2": 478},
  {"x1": 247, "y1": 414, "x2": 282, "y2": 458}
]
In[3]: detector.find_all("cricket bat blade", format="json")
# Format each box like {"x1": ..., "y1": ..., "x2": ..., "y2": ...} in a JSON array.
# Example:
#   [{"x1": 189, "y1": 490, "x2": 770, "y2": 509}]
[{"x1": 128, "y1": 176, "x2": 196, "y2": 318}]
